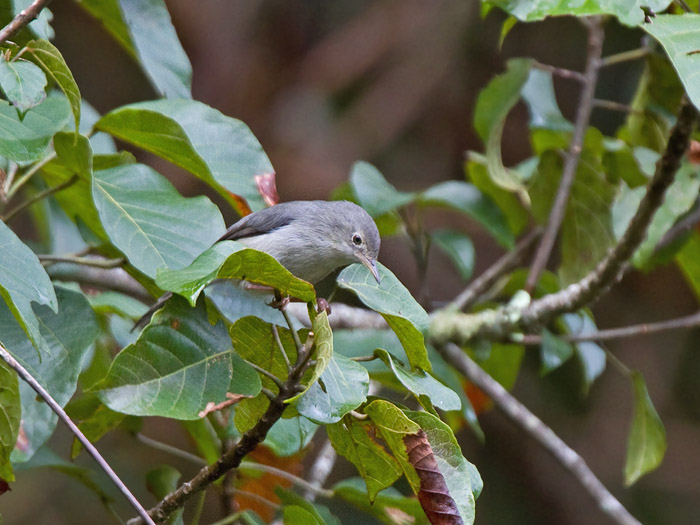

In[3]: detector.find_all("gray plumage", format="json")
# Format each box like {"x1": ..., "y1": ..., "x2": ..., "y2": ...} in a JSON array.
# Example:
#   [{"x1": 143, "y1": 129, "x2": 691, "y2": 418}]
[
  {"x1": 135, "y1": 200, "x2": 380, "y2": 329},
  {"x1": 219, "y1": 200, "x2": 381, "y2": 283}
]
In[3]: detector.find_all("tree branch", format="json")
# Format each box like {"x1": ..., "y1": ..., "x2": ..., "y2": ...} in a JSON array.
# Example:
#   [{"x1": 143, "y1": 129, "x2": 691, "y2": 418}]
[
  {"x1": 45, "y1": 264, "x2": 152, "y2": 302},
  {"x1": 532, "y1": 61, "x2": 585, "y2": 83},
  {"x1": 525, "y1": 17, "x2": 604, "y2": 293},
  {"x1": 438, "y1": 343, "x2": 641, "y2": 525},
  {"x1": 0, "y1": 0, "x2": 52, "y2": 44},
  {"x1": 430, "y1": 97, "x2": 699, "y2": 346},
  {"x1": 0, "y1": 344, "x2": 155, "y2": 525},
  {"x1": 520, "y1": 310, "x2": 700, "y2": 344}
]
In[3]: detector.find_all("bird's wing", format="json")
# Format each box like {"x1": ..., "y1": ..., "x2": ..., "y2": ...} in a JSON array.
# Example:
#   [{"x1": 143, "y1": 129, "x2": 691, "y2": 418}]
[{"x1": 217, "y1": 204, "x2": 298, "y2": 241}]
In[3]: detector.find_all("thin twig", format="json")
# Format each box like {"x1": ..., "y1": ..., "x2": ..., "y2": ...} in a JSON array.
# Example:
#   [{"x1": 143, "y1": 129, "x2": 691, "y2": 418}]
[
  {"x1": 600, "y1": 48, "x2": 650, "y2": 67},
  {"x1": 271, "y1": 324, "x2": 292, "y2": 372},
  {"x1": 592, "y1": 99, "x2": 643, "y2": 115},
  {"x1": 449, "y1": 228, "x2": 541, "y2": 311},
  {"x1": 0, "y1": 0, "x2": 53, "y2": 43},
  {"x1": 229, "y1": 488, "x2": 280, "y2": 510},
  {"x1": 45, "y1": 265, "x2": 152, "y2": 302},
  {"x1": 281, "y1": 305, "x2": 304, "y2": 356},
  {"x1": 136, "y1": 433, "x2": 207, "y2": 466},
  {"x1": 0, "y1": 344, "x2": 155, "y2": 525},
  {"x1": 532, "y1": 61, "x2": 585, "y2": 82},
  {"x1": 520, "y1": 310, "x2": 700, "y2": 344},
  {"x1": 525, "y1": 17, "x2": 604, "y2": 293},
  {"x1": 39, "y1": 254, "x2": 126, "y2": 269},
  {"x1": 5, "y1": 151, "x2": 57, "y2": 201},
  {"x1": 239, "y1": 461, "x2": 334, "y2": 498},
  {"x1": 439, "y1": 343, "x2": 641, "y2": 525},
  {"x1": 243, "y1": 359, "x2": 286, "y2": 390},
  {"x1": 2, "y1": 174, "x2": 78, "y2": 223}
]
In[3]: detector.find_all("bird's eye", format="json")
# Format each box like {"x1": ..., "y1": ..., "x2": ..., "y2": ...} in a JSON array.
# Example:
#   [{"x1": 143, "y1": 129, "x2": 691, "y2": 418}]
[{"x1": 352, "y1": 234, "x2": 363, "y2": 246}]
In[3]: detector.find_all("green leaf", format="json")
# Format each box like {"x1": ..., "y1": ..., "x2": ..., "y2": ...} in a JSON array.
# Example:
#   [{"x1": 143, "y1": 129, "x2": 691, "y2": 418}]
[
  {"x1": 560, "y1": 313, "x2": 606, "y2": 394},
  {"x1": 181, "y1": 419, "x2": 221, "y2": 464},
  {"x1": 539, "y1": 329, "x2": 574, "y2": 375},
  {"x1": 602, "y1": 142, "x2": 649, "y2": 188},
  {"x1": 117, "y1": 0, "x2": 192, "y2": 98},
  {"x1": 263, "y1": 415, "x2": 318, "y2": 457},
  {"x1": 375, "y1": 349, "x2": 461, "y2": 412},
  {"x1": 65, "y1": 395, "x2": 126, "y2": 459},
  {"x1": 53, "y1": 131, "x2": 92, "y2": 178},
  {"x1": 23, "y1": 39, "x2": 81, "y2": 131},
  {"x1": 92, "y1": 163, "x2": 225, "y2": 279},
  {"x1": 88, "y1": 291, "x2": 148, "y2": 319},
  {"x1": 0, "y1": 360, "x2": 20, "y2": 482},
  {"x1": 407, "y1": 410, "x2": 482, "y2": 522},
  {"x1": 283, "y1": 506, "x2": 319, "y2": 525},
  {"x1": 643, "y1": 14, "x2": 700, "y2": 112},
  {"x1": 0, "y1": 220, "x2": 57, "y2": 349},
  {"x1": 430, "y1": 229, "x2": 475, "y2": 281},
  {"x1": 204, "y1": 280, "x2": 290, "y2": 327},
  {"x1": 364, "y1": 399, "x2": 421, "y2": 491},
  {"x1": 327, "y1": 418, "x2": 402, "y2": 501},
  {"x1": 530, "y1": 149, "x2": 616, "y2": 285},
  {"x1": 465, "y1": 152, "x2": 529, "y2": 236},
  {"x1": 334, "y1": 478, "x2": 428, "y2": 525},
  {"x1": 475, "y1": 342, "x2": 524, "y2": 391},
  {"x1": 521, "y1": 67, "x2": 573, "y2": 132},
  {"x1": 0, "y1": 56, "x2": 46, "y2": 114},
  {"x1": 157, "y1": 241, "x2": 244, "y2": 306},
  {"x1": 676, "y1": 232, "x2": 700, "y2": 301},
  {"x1": 613, "y1": 164, "x2": 700, "y2": 268},
  {"x1": 287, "y1": 310, "x2": 333, "y2": 403},
  {"x1": 146, "y1": 465, "x2": 182, "y2": 519},
  {"x1": 473, "y1": 57, "x2": 532, "y2": 194},
  {"x1": 0, "y1": 92, "x2": 69, "y2": 162},
  {"x1": 4, "y1": 286, "x2": 98, "y2": 462},
  {"x1": 419, "y1": 181, "x2": 514, "y2": 248},
  {"x1": 295, "y1": 353, "x2": 369, "y2": 424},
  {"x1": 349, "y1": 161, "x2": 415, "y2": 216},
  {"x1": 218, "y1": 249, "x2": 317, "y2": 303},
  {"x1": 97, "y1": 297, "x2": 261, "y2": 419},
  {"x1": 96, "y1": 99, "x2": 274, "y2": 213},
  {"x1": 277, "y1": 487, "x2": 339, "y2": 525},
  {"x1": 625, "y1": 371, "x2": 667, "y2": 485},
  {"x1": 487, "y1": 0, "x2": 672, "y2": 26},
  {"x1": 338, "y1": 262, "x2": 430, "y2": 370}
]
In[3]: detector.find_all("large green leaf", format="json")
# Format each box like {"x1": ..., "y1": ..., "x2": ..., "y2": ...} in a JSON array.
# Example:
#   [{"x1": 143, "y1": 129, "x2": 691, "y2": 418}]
[
  {"x1": 530, "y1": 149, "x2": 616, "y2": 285},
  {"x1": 473, "y1": 57, "x2": 531, "y2": 195},
  {"x1": 333, "y1": 478, "x2": 428, "y2": 525},
  {"x1": 337, "y1": 262, "x2": 430, "y2": 370},
  {"x1": 287, "y1": 310, "x2": 333, "y2": 403},
  {"x1": 96, "y1": 99, "x2": 274, "y2": 213},
  {"x1": 0, "y1": 56, "x2": 46, "y2": 114},
  {"x1": 0, "y1": 93, "x2": 69, "y2": 162},
  {"x1": 374, "y1": 349, "x2": 461, "y2": 412},
  {"x1": 327, "y1": 419, "x2": 402, "y2": 501},
  {"x1": 407, "y1": 411, "x2": 482, "y2": 523},
  {"x1": 0, "y1": 359, "x2": 20, "y2": 482},
  {"x1": 23, "y1": 39, "x2": 81, "y2": 131},
  {"x1": 156, "y1": 241, "x2": 244, "y2": 305},
  {"x1": 364, "y1": 399, "x2": 421, "y2": 491},
  {"x1": 97, "y1": 298, "x2": 261, "y2": 419},
  {"x1": 643, "y1": 14, "x2": 700, "y2": 112},
  {"x1": 419, "y1": 181, "x2": 514, "y2": 248},
  {"x1": 4, "y1": 286, "x2": 98, "y2": 462},
  {"x1": 349, "y1": 161, "x2": 415, "y2": 216},
  {"x1": 0, "y1": 220, "x2": 57, "y2": 349},
  {"x1": 624, "y1": 371, "x2": 667, "y2": 485},
  {"x1": 486, "y1": 0, "x2": 672, "y2": 26},
  {"x1": 218, "y1": 249, "x2": 317, "y2": 303},
  {"x1": 92, "y1": 163, "x2": 225, "y2": 279},
  {"x1": 295, "y1": 353, "x2": 369, "y2": 424}
]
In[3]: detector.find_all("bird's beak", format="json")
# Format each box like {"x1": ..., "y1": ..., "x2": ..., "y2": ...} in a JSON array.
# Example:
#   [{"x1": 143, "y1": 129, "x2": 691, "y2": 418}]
[{"x1": 360, "y1": 256, "x2": 381, "y2": 284}]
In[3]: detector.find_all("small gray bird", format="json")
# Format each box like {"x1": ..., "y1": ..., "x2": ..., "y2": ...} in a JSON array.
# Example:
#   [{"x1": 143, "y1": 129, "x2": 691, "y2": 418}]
[{"x1": 135, "y1": 200, "x2": 380, "y2": 329}]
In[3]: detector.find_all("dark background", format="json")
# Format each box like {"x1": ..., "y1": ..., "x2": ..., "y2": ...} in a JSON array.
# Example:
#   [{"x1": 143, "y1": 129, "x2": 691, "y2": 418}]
[{"x1": 3, "y1": 1, "x2": 700, "y2": 523}]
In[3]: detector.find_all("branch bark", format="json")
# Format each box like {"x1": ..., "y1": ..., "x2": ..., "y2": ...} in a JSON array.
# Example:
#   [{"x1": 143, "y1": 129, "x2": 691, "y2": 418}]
[
  {"x1": 439, "y1": 343, "x2": 641, "y2": 525},
  {"x1": 0, "y1": 0, "x2": 52, "y2": 44},
  {"x1": 525, "y1": 17, "x2": 604, "y2": 293}
]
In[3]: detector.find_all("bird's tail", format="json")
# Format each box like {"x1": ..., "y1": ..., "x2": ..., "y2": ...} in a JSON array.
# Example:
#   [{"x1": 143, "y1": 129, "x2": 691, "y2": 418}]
[{"x1": 132, "y1": 291, "x2": 173, "y2": 332}]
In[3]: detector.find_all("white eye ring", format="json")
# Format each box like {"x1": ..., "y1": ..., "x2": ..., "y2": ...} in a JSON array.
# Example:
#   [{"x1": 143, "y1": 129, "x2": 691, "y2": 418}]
[{"x1": 352, "y1": 234, "x2": 363, "y2": 246}]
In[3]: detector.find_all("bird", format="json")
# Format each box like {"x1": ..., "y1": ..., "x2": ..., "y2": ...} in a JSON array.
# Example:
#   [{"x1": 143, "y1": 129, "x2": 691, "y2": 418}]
[{"x1": 135, "y1": 200, "x2": 381, "y2": 329}]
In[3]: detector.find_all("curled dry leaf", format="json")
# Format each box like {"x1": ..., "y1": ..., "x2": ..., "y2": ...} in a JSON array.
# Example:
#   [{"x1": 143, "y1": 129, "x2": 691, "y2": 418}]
[
  {"x1": 198, "y1": 392, "x2": 252, "y2": 418},
  {"x1": 404, "y1": 429, "x2": 463, "y2": 525},
  {"x1": 255, "y1": 172, "x2": 279, "y2": 207}
]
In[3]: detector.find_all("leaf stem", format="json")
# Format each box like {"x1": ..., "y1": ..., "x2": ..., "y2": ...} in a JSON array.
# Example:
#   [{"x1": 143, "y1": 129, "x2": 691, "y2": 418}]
[
  {"x1": 135, "y1": 433, "x2": 207, "y2": 466},
  {"x1": 600, "y1": 48, "x2": 650, "y2": 67},
  {"x1": 38, "y1": 254, "x2": 126, "y2": 269},
  {"x1": 0, "y1": 344, "x2": 155, "y2": 525},
  {"x1": 239, "y1": 461, "x2": 334, "y2": 498},
  {"x1": 5, "y1": 150, "x2": 57, "y2": 201},
  {"x1": 2, "y1": 174, "x2": 78, "y2": 223}
]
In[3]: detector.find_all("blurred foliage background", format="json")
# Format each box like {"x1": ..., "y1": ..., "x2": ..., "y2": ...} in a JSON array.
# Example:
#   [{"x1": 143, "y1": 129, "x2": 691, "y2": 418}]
[{"x1": 4, "y1": 1, "x2": 700, "y2": 524}]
